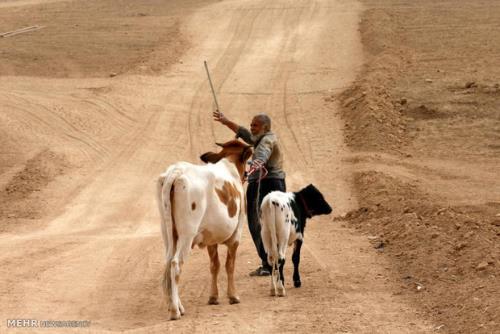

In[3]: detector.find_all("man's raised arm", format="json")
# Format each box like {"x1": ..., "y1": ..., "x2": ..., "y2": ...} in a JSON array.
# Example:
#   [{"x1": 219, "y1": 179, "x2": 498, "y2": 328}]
[
  {"x1": 213, "y1": 110, "x2": 239, "y2": 133},
  {"x1": 213, "y1": 110, "x2": 253, "y2": 144}
]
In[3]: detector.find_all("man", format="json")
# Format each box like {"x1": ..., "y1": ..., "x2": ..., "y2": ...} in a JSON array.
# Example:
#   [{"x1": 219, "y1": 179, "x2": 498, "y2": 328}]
[{"x1": 213, "y1": 110, "x2": 286, "y2": 276}]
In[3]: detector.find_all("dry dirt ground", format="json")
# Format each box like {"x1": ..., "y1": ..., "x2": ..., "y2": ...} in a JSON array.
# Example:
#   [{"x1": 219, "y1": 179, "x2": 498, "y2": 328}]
[
  {"x1": 0, "y1": 0, "x2": 497, "y2": 333},
  {"x1": 337, "y1": 1, "x2": 500, "y2": 333}
]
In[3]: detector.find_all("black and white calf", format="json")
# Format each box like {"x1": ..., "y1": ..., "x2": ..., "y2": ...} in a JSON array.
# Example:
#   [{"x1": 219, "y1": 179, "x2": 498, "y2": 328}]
[{"x1": 260, "y1": 184, "x2": 332, "y2": 297}]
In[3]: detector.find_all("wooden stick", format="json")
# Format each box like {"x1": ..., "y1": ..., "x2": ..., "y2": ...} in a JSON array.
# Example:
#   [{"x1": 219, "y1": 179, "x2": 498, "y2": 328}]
[
  {"x1": 1, "y1": 25, "x2": 44, "y2": 38},
  {"x1": 204, "y1": 61, "x2": 220, "y2": 112},
  {"x1": 0, "y1": 25, "x2": 39, "y2": 37},
  {"x1": 2, "y1": 26, "x2": 43, "y2": 38}
]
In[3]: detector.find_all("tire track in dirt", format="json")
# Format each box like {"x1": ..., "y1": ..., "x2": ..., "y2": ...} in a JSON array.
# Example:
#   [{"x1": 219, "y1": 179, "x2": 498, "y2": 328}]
[
  {"x1": 267, "y1": 3, "x2": 315, "y2": 170},
  {"x1": 1, "y1": 94, "x2": 109, "y2": 160},
  {"x1": 235, "y1": 0, "x2": 318, "y2": 178},
  {"x1": 0, "y1": 88, "x2": 145, "y2": 169},
  {"x1": 44, "y1": 107, "x2": 162, "y2": 234},
  {"x1": 81, "y1": 97, "x2": 137, "y2": 131}
]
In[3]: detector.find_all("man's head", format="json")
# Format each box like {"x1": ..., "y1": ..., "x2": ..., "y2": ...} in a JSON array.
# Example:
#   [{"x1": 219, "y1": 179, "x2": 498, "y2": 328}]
[{"x1": 250, "y1": 113, "x2": 271, "y2": 136}]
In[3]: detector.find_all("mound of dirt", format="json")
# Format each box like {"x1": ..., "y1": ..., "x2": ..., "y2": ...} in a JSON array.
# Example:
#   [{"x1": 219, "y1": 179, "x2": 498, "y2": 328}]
[
  {"x1": 342, "y1": 171, "x2": 499, "y2": 333},
  {"x1": 336, "y1": 8, "x2": 409, "y2": 153},
  {"x1": 336, "y1": 1, "x2": 500, "y2": 333},
  {"x1": 0, "y1": 149, "x2": 70, "y2": 232}
]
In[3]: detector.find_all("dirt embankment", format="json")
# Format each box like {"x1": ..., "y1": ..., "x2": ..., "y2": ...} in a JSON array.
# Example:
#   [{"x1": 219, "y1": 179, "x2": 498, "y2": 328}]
[
  {"x1": 0, "y1": 149, "x2": 70, "y2": 232},
  {"x1": 336, "y1": 1, "x2": 500, "y2": 333}
]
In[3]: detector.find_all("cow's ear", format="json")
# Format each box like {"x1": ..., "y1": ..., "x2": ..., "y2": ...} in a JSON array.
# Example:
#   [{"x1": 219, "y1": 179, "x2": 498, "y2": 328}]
[
  {"x1": 215, "y1": 142, "x2": 225, "y2": 148},
  {"x1": 200, "y1": 152, "x2": 221, "y2": 164},
  {"x1": 240, "y1": 147, "x2": 253, "y2": 162}
]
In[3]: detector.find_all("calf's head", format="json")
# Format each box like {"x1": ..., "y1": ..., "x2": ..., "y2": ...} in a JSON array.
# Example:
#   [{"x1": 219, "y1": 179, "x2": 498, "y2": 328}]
[
  {"x1": 200, "y1": 140, "x2": 253, "y2": 181},
  {"x1": 298, "y1": 184, "x2": 333, "y2": 217}
]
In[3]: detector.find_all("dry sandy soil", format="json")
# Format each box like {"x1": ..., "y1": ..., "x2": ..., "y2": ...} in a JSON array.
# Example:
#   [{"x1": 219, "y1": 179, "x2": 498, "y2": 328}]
[
  {"x1": 0, "y1": 0, "x2": 497, "y2": 333},
  {"x1": 337, "y1": 1, "x2": 500, "y2": 333}
]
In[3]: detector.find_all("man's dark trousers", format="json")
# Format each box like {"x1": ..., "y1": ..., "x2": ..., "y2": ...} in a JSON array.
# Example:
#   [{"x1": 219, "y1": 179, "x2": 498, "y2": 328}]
[{"x1": 246, "y1": 178, "x2": 286, "y2": 269}]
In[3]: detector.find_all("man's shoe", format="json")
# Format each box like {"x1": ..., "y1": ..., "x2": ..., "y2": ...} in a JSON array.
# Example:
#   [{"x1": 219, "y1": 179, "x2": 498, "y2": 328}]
[{"x1": 249, "y1": 266, "x2": 271, "y2": 277}]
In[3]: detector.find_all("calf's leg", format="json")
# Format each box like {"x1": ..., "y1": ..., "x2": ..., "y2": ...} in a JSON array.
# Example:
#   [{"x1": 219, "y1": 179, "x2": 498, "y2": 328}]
[
  {"x1": 277, "y1": 258, "x2": 286, "y2": 297},
  {"x1": 292, "y1": 239, "x2": 303, "y2": 288},
  {"x1": 270, "y1": 260, "x2": 277, "y2": 296},
  {"x1": 207, "y1": 245, "x2": 220, "y2": 305}
]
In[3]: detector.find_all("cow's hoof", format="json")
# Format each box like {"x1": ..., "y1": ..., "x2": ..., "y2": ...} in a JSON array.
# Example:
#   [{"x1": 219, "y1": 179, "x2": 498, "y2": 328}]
[
  {"x1": 294, "y1": 280, "x2": 301, "y2": 288},
  {"x1": 229, "y1": 296, "x2": 240, "y2": 304},
  {"x1": 169, "y1": 310, "x2": 181, "y2": 320},
  {"x1": 277, "y1": 289, "x2": 286, "y2": 297},
  {"x1": 270, "y1": 288, "x2": 276, "y2": 296},
  {"x1": 208, "y1": 296, "x2": 219, "y2": 305}
]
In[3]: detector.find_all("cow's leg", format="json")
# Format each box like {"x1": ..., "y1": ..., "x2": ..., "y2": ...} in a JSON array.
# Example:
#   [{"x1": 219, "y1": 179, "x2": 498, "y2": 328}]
[
  {"x1": 169, "y1": 256, "x2": 182, "y2": 320},
  {"x1": 277, "y1": 258, "x2": 286, "y2": 297},
  {"x1": 169, "y1": 236, "x2": 193, "y2": 320},
  {"x1": 292, "y1": 239, "x2": 303, "y2": 288},
  {"x1": 207, "y1": 244, "x2": 220, "y2": 305},
  {"x1": 162, "y1": 257, "x2": 175, "y2": 316},
  {"x1": 225, "y1": 241, "x2": 240, "y2": 304}
]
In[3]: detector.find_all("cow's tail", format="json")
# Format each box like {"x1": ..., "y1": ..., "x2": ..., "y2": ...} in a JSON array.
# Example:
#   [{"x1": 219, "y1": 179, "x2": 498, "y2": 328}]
[
  {"x1": 267, "y1": 198, "x2": 280, "y2": 276},
  {"x1": 156, "y1": 167, "x2": 182, "y2": 299}
]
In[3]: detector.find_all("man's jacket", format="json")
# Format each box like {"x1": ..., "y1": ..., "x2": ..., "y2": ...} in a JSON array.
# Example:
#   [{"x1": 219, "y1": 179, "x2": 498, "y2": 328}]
[{"x1": 237, "y1": 127, "x2": 286, "y2": 182}]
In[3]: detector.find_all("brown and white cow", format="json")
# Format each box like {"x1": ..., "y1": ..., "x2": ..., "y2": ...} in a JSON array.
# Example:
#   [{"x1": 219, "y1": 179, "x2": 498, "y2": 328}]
[{"x1": 156, "y1": 139, "x2": 252, "y2": 320}]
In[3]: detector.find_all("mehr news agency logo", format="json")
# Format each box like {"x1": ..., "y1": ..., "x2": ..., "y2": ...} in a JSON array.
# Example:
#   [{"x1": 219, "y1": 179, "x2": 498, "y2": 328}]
[{"x1": 7, "y1": 319, "x2": 91, "y2": 328}]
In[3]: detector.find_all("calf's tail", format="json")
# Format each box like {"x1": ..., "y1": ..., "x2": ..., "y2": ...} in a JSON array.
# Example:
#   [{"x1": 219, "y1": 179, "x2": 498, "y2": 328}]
[{"x1": 267, "y1": 199, "x2": 280, "y2": 272}]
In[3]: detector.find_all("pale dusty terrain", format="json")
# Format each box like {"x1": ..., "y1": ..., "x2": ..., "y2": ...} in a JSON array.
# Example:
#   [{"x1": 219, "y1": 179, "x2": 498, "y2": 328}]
[{"x1": 1, "y1": 0, "x2": 497, "y2": 333}]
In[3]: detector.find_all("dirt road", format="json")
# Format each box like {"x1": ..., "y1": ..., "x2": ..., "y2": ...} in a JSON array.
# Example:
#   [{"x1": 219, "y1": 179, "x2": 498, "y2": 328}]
[{"x1": 1, "y1": 0, "x2": 433, "y2": 332}]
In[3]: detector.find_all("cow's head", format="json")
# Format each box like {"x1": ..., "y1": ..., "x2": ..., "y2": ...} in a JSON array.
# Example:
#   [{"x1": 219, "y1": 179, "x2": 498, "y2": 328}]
[
  {"x1": 298, "y1": 184, "x2": 333, "y2": 217},
  {"x1": 200, "y1": 139, "x2": 253, "y2": 181}
]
